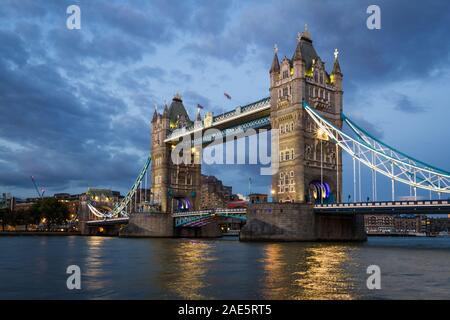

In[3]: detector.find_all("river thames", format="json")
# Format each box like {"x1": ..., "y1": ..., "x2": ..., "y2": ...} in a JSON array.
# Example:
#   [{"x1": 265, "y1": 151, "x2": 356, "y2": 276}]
[{"x1": 1, "y1": 236, "x2": 449, "y2": 299}]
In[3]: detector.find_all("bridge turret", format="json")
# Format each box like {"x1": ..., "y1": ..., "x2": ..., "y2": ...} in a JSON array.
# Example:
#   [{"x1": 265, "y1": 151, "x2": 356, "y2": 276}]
[
  {"x1": 331, "y1": 49, "x2": 343, "y2": 115},
  {"x1": 151, "y1": 102, "x2": 171, "y2": 213},
  {"x1": 292, "y1": 32, "x2": 305, "y2": 80},
  {"x1": 269, "y1": 45, "x2": 280, "y2": 86},
  {"x1": 268, "y1": 28, "x2": 343, "y2": 204}
]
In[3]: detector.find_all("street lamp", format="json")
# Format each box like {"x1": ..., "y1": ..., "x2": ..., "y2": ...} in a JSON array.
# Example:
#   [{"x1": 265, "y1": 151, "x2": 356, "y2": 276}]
[{"x1": 316, "y1": 127, "x2": 329, "y2": 204}]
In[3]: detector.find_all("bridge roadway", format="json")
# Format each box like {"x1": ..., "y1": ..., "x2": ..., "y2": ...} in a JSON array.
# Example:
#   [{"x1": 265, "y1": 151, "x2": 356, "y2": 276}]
[
  {"x1": 86, "y1": 200, "x2": 450, "y2": 225},
  {"x1": 314, "y1": 199, "x2": 450, "y2": 215}
]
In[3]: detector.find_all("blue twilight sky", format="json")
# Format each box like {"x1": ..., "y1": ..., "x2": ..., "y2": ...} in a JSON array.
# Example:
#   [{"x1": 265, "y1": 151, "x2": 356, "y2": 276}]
[{"x1": 0, "y1": 0, "x2": 449, "y2": 200}]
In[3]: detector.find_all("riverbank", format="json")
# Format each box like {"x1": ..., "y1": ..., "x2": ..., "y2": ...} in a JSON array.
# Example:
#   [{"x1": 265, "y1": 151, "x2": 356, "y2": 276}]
[{"x1": 0, "y1": 231, "x2": 81, "y2": 236}]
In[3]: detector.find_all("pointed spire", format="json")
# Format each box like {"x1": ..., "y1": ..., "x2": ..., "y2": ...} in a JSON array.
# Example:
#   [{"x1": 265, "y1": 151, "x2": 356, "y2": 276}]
[
  {"x1": 162, "y1": 103, "x2": 169, "y2": 118},
  {"x1": 302, "y1": 23, "x2": 312, "y2": 41},
  {"x1": 293, "y1": 39, "x2": 303, "y2": 61},
  {"x1": 151, "y1": 104, "x2": 159, "y2": 122},
  {"x1": 332, "y1": 48, "x2": 342, "y2": 75},
  {"x1": 270, "y1": 44, "x2": 280, "y2": 73},
  {"x1": 174, "y1": 92, "x2": 182, "y2": 102}
]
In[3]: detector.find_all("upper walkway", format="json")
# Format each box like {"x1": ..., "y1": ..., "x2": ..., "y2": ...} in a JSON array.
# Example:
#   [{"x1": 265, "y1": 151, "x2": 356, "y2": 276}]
[{"x1": 164, "y1": 97, "x2": 271, "y2": 145}]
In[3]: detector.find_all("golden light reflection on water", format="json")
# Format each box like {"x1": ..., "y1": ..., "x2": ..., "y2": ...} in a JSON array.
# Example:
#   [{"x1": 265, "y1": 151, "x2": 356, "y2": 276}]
[
  {"x1": 84, "y1": 236, "x2": 112, "y2": 292},
  {"x1": 293, "y1": 245, "x2": 356, "y2": 300},
  {"x1": 261, "y1": 244, "x2": 287, "y2": 299},
  {"x1": 261, "y1": 244, "x2": 357, "y2": 300},
  {"x1": 165, "y1": 240, "x2": 216, "y2": 299}
]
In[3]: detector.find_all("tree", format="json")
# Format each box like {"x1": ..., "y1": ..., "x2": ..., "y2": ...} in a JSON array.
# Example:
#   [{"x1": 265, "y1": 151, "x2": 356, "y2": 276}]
[
  {"x1": 0, "y1": 208, "x2": 7, "y2": 231},
  {"x1": 0, "y1": 208, "x2": 14, "y2": 230},
  {"x1": 29, "y1": 202, "x2": 42, "y2": 226},
  {"x1": 15, "y1": 209, "x2": 37, "y2": 231},
  {"x1": 35, "y1": 198, "x2": 70, "y2": 230}
]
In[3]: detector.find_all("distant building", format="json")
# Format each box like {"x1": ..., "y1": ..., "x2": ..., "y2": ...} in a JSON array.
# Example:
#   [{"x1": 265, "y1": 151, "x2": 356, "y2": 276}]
[
  {"x1": 1, "y1": 193, "x2": 15, "y2": 211},
  {"x1": 200, "y1": 175, "x2": 232, "y2": 210},
  {"x1": 249, "y1": 193, "x2": 268, "y2": 204},
  {"x1": 83, "y1": 188, "x2": 122, "y2": 203},
  {"x1": 364, "y1": 215, "x2": 395, "y2": 234},
  {"x1": 364, "y1": 214, "x2": 427, "y2": 235},
  {"x1": 394, "y1": 215, "x2": 422, "y2": 234},
  {"x1": 426, "y1": 217, "x2": 450, "y2": 235},
  {"x1": 54, "y1": 193, "x2": 83, "y2": 218}
]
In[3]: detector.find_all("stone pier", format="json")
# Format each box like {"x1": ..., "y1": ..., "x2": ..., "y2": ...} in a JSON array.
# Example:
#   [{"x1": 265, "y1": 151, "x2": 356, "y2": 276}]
[
  {"x1": 119, "y1": 213, "x2": 174, "y2": 237},
  {"x1": 240, "y1": 203, "x2": 366, "y2": 242}
]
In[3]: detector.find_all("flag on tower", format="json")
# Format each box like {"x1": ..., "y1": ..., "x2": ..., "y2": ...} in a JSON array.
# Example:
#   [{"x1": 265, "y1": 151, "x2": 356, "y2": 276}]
[
  {"x1": 197, "y1": 104, "x2": 204, "y2": 109},
  {"x1": 224, "y1": 92, "x2": 232, "y2": 100}
]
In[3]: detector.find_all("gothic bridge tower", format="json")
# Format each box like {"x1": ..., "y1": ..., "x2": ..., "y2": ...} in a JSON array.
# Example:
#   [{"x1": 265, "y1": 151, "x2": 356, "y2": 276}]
[
  {"x1": 269, "y1": 26, "x2": 343, "y2": 204},
  {"x1": 150, "y1": 94, "x2": 202, "y2": 213}
]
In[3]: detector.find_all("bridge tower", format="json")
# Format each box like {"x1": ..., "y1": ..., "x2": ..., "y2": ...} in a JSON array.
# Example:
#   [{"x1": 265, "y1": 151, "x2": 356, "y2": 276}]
[
  {"x1": 150, "y1": 94, "x2": 202, "y2": 213},
  {"x1": 269, "y1": 26, "x2": 343, "y2": 204}
]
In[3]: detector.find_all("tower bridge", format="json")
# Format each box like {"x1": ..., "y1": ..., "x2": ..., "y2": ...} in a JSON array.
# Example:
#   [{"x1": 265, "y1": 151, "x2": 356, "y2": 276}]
[{"x1": 81, "y1": 27, "x2": 450, "y2": 240}]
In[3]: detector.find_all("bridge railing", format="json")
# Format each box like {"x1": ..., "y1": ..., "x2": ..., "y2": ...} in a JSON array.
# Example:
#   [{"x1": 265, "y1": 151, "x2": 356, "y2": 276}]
[
  {"x1": 315, "y1": 199, "x2": 450, "y2": 208},
  {"x1": 172, "y1": 210, "x2": 213, "y2": 217},
  {"x1": 172, "y1": 208, "x2": 247, "y2": 218},
  {"x1": 165, "y1": 97, "x2": 270, "y2": 142}
]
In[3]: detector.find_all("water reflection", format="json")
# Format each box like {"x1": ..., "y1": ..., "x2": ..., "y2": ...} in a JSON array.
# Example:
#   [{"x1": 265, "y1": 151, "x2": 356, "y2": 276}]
[
  {"x1": 83, "y1": 237, "x2": 114, "y2": 294},
  {"x1": 293, "y1": 245, "x2": 356, "y2": 300},
  {"x1": 163, "y1": 240, "x2": 217, "y2": 299},
  {"x1": 261, "y1": 243, "x2": 357, "y2": 300}
]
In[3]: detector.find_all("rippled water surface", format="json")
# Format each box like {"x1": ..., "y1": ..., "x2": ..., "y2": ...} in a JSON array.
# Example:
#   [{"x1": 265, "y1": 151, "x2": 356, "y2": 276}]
[{"x1": 1, "y1": 236, "x2": 450, "y2": 299}]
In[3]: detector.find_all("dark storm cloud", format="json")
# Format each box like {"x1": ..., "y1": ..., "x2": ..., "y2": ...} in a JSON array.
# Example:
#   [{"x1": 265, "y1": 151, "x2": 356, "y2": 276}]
[
  {"x1": 184, "y1": 0, "x2": 450, "y2": 83},
  {"x1": 0, "y1": 54, "x2": 145, "y2": 192},
  {"x1": 49, "y1": 28, "x2": 149, "y2": 64},
  {"x1": 393, "y1": 94, "x2": 427, "y2": 114}
]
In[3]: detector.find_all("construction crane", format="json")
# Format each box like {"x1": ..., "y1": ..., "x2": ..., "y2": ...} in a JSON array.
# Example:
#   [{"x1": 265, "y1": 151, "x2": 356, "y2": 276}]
[{"x1": 30, "y1": 176, "x2": 45, "y2": 199}]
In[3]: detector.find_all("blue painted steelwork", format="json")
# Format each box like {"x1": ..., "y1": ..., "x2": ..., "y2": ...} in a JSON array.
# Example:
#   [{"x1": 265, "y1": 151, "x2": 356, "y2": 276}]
[
  {"x1": 303, "y1": 101, "x2": 450, "y2": 194},
  {"x1": 342, "y1": 114, "x2": 450, "y2": 176},
  {"x1": 192, "y1": 116, "x2": 270, "y2": 146}
]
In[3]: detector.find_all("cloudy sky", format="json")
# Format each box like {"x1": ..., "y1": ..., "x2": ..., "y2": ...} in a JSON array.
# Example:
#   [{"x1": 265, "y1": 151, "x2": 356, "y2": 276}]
[{"x1": 0, "y1": 0, "x2": 449, "y2": 200}]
